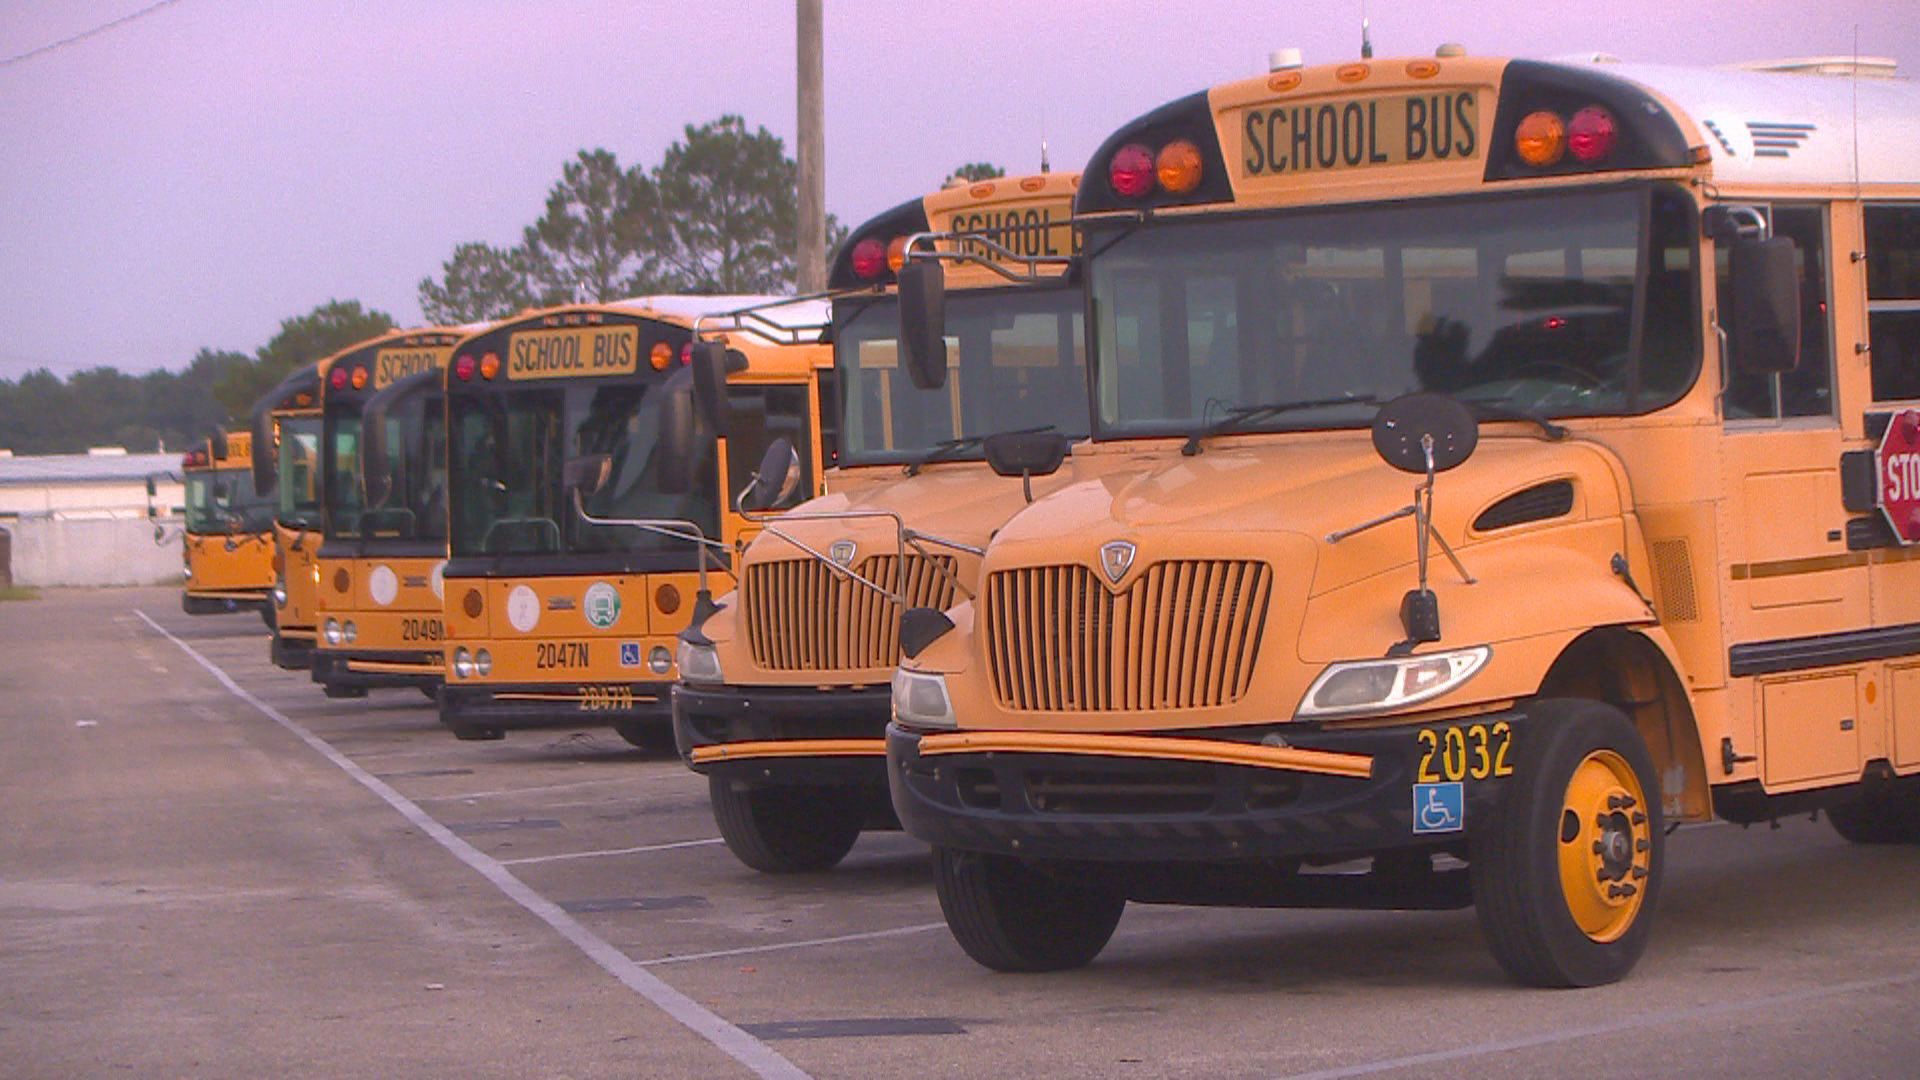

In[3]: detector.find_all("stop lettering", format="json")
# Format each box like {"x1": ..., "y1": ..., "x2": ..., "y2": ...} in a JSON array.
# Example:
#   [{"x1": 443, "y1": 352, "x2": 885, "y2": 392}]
[{"x1": 1879, "y1": 409, "x2": 1920, "y2": 545}]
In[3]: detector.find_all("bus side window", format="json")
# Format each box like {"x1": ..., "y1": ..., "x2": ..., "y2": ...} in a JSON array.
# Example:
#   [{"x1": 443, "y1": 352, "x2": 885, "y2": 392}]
[
  {"x1": 1865, "y1": 204, "x2": 1920, "y2": 402},
  {"x1": 1720, "y1": 204, "x2": 1834, "y2": 420}
]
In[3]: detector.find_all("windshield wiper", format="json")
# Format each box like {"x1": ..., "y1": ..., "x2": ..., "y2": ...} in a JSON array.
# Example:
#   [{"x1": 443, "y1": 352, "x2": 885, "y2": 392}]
[
  {"x1": 1181, "y1": 394, "x2": 1378, "y2": 456},
  {"x1": 1461, "y1": 401, "x2": 1568, "y2": 441},
  {"x1": 904, "y1": 424, "x2": 1055, "y2": 476}
]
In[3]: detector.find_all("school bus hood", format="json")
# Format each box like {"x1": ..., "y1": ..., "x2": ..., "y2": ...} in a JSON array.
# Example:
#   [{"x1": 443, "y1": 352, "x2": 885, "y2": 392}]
[
  {"x1": 745, "y1": 462, "x2": 1073, "y2": 563},
  {"x1": 984, "y1": 433, "x2": 1629, "y2": 597}
]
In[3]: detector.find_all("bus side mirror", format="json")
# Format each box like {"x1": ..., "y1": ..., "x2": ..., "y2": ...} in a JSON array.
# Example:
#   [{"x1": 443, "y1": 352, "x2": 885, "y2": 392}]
[
  {"x1": 250, "y1": 403, "x2": 277, "y2": 497},
  {"x1": 690, "y1": 341, "x2": 737, "y2": 437},
  {"x1": 898, "y1": 260, "x2": 948, "y2": 390},
  {"x1": 209, "y1": 429, "x2": 229, "y2": 461},
  {"x1": 145, "y1": 477, "x2": 157, "y2": 497},
  {"x1": 740, "y1": 437, "x2": 802, "y2": 512},
  {"x1": 563, "y1": 453, "x2": 612, "y2": 498},
  {"x1": 1727, "y1": 235, "x2": 1802, "y2": 376}
]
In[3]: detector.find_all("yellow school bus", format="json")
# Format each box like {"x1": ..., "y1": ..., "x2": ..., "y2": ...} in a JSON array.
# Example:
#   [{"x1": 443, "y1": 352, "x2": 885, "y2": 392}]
[
  {"x1": 308, "y1": 327, "x2": 479, "y2": 699},
  {"x1": 437, "y1": 298, "x2": 833, "y2": 745},
  {"x1": 887, "y1": 54, "x2": 1920, "y2": 986},
  {"x1": 250, "y1": 360, "x2": 332, "y2": 669},
  {"x1": 672, "y1": 173, "x2": 1095, "y2": 872},
  {"x1": 179, "y1": 429, "x2": 276, "y2": 618}
]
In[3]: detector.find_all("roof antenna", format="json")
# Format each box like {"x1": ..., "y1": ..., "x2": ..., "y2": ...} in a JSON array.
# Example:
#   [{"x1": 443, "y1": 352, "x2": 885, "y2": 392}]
[
  {"x1": 1040, "y1": 107, "x2": 1051, "y2": 173},
  {"x1": 1360, "y1": 0, "x2": 1373, "y2": 59}
]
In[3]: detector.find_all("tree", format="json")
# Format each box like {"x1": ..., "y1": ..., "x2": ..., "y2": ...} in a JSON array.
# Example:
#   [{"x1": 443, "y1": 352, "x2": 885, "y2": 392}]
[
  {"x1": 213, "y1": 300, "x2": 394, "y2": 418},
  {"x1": 418, "y1": 242, "x2": 550, "y2": 324},
  {"x1": 944, "y1": 161, "x2": 1006, "y2": 187},
  {"x1": 629, "y1": 115, "x2": 805, "y2": 294},
  {"x1": 522, "y1": 149, "x2": 651, "y2": 304}
]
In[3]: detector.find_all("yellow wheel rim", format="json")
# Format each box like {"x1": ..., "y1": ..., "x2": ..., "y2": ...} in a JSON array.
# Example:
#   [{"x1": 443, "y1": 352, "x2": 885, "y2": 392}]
[{"x1": 1556, "y1": 749, "x2": 1652, "y2": 943}]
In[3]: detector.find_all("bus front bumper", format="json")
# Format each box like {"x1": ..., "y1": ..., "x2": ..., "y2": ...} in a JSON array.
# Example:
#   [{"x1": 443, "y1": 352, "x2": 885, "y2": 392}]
[
  {"x1": 182, "y1": 590, "x2": 271, "y2": 616},
  {"x1": 672, "y1": 682, "x2": 893, "y2": 787},
  {"x1": 271, "y1": 627, "x2": 315, "y2": 670},
  {"x1": 886, "y1": 711, "x2": 1525, "y2": 864},
  {"x1": 438, "y1": 680, "x2": 673, "y2": 733},
  {"x1": 311, "y1": 648, "x2": 443, "y2": 690}
]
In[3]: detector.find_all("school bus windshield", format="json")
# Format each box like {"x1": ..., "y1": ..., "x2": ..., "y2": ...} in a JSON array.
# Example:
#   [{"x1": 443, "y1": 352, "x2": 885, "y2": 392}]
[
  {"x1": 185, "y1": 467, "x2": 275, "y2": 534},
  {"x1": 276, "y1": 415, "x2": 323, "y2": 530},
  {"x1": 325, "y1": 394, "x2": 448, "y2": 543},
  {"x1": 832, "y1": 284, "x2": 1087, "y2": 465},
  {"x1": 447, "y1": 377, "x2": 718, "y2": 558},
  {"x1": 1088, "y1": 184, "x2": 1698, "y2": 438}
]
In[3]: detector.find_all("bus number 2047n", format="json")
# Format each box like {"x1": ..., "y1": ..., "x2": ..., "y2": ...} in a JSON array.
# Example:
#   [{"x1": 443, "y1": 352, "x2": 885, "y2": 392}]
[{"x1": 536, "y1": 642, "x2": 590, "y2": 669}]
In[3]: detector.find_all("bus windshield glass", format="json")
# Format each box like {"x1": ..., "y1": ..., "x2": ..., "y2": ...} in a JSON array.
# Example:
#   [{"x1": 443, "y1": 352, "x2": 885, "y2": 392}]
[
  {"x1": 185, "y1": 467, "x2": 275, "y2": 534},
  {"x1": 277, "y1": 415, "x2": 323, "y2": 530},
  {"x1": 832, "y1": 285, "x2": 1087, "y2": 465},
  {"x1": 448, "y1": 376, "x2": 717, "y2": 558},
  {"x1": 1086, "y1": 185, "x2": 1696, "y2": 438},
  {"x1": 335, "y1": 391, "x2": 447, "y2": 543}
]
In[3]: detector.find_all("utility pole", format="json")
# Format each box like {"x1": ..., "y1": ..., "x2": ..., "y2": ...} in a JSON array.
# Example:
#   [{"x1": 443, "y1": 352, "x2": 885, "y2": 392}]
[{"x1": 795, "y1": 0, "x2": 826, "y2": 292}]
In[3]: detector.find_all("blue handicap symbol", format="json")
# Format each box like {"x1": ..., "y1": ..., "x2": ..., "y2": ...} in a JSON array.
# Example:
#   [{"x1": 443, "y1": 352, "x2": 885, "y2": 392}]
[
  {"x1": 1412, "y1": 782, "x2": 1465, "y2": 834},
  {"x1": 619, "y1": 642, "x2": 641, "y2": 667}
]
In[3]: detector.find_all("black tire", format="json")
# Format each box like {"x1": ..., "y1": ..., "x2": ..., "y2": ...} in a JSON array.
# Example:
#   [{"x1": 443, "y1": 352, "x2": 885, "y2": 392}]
[
  {"x1": 1828, "y1": 796, "x2": 1920, "y2": 844},
  {"x1": 321, "y1": 682, "x2": 368, "y2": 699},
  {"x1": 1471, "y1": 699, "x2": 1664, "y2": 988},
  {"x1": 449, "y1": 723, "x2": 504, "y2": 741},
  {"x1": 708, "y1": 776, "x2": 864, "y2": 873},
  {"x1": 932, "y1": 846, "x2": 1126, "y2": 973},
  {"x1": 259, "y1": 605, "x2": 276, "y2": 631},
  {"x1": 613, "y1": 717, "x2": 678, "y2": 754}
]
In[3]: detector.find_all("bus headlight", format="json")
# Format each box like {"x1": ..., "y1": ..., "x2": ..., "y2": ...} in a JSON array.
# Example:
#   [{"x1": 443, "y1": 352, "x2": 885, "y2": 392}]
[
  {"x1": 452, "y1": 647, "x2": 473, "y2": 678},
  {"x1": 675, "y1": 639, "x2": 723, "y2": 685},
  {"x1": 474, "y1": 648, "x2": 492, "y2": 677},
  {"x1": 1297, "y1": 646, "x2": 1491, "y2": 718},
  {"x1": 342, "y1": 620, "x2": 358, "y2": 644},
  {"x1": 891, "y1": 669, "x2": 957, "y2": 730},
  {"x1": 272, "y1": 577, "x2": 288, "y2": 607},
  {"x1": 323, "y1": 618, "x2": 342, "y2": 645},
  {"x1": 647, "y1": 646, "x2": 673, "y2": 675},
  {"x1": 182, "y1": 565, "x2": 193, "y2": 582}
]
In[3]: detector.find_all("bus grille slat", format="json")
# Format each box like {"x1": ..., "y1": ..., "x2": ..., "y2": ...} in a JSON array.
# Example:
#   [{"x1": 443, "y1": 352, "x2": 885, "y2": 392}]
[{"x1": 983, "y1": 560, "x2": 1271, "y2": 713}]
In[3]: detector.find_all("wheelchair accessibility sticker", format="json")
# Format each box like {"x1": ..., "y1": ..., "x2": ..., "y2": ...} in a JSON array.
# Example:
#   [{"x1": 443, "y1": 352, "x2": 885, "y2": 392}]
[
  {"x1": 618, "y1": 642, "x2": 642, "y2": 668},
  {"x1": 1413, "y1": 782, "x2": 1464, "y2": 834}
]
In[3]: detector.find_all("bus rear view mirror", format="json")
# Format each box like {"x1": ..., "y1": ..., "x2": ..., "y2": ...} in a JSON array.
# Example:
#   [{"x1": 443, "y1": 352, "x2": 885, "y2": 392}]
[
  {"x1": 563, "y1": 453, "x2": 612, "y2": 498},
  {"x1": 898, "y1": 260, "x2": 948, "y2": 390},
  {"x1": 145, "y1": 477, "x2": 157, "y2": 497},
  {"x1": 250, "y1": 401, "x2": 277, "y2": 497},
  {"x1": 690, "y1": 341, "x2": 736, "y2": 437},
  {"x1": 1371, "y1": 394, "x2": 1478, "y2": 475},
  {"x1": 740, "y1": 437, "x2": 802, "y2": 513},
  {"x1": 1728, "y1": 235, "x2": 1802, "y2": 376},
  {"x1": 659, "y1": 369, "x2": 698, "y2": 495},
  {"x1": 984, "y1": 430, "x2": 1071, "y2": 503},
  {"x1": 209, "y1": 429, "x2": 229, "y2": 461}
]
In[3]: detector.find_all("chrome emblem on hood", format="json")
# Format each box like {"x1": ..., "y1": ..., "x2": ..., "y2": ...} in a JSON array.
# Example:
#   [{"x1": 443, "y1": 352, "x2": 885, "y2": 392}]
[
  {"x1": 1099, "y1": 540, "x2": 1136, "y2": 585},
  {"x1": 829, "y1": 539, "x2": 856, "y2": 568}
]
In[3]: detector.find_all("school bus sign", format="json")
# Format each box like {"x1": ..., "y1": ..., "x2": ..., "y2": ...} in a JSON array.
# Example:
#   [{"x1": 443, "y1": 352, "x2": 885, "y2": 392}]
[{"x1": 1879, "y1": 409, "x2": 1920, "y2": 545}]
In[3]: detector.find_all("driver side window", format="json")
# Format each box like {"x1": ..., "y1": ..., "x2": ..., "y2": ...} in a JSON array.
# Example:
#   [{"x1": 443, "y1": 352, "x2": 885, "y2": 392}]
[{"x1": 1720, "y1": 203, "x2": 1834, "y2": 421}]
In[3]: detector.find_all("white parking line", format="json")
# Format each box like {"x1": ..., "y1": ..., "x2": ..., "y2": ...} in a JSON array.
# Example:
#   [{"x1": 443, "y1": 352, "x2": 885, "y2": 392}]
[
  {"x1": 1279, "y1": 970, "x2": 1920, "y2": 1080},
  {"x1": 639, "y1": 923, "x2": 949, "y2": 966},
  {"x1": 137, "y1": 609, "x2": 808, "y2": 1080},
  {"x1": 501, "y1": 838, "x2": 725, "y2": 865}
]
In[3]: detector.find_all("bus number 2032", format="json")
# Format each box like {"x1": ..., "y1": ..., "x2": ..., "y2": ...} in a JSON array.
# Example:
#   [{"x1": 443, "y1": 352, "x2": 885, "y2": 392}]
[{"x1": 1415, "y1": 721, "x2": 1514, "y2": 784}]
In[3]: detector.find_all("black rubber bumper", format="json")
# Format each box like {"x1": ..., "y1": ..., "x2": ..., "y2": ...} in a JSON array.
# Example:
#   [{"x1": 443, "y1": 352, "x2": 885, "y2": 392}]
[
  {"x1": 438, "y1": 680, "x2": 673, "y2": 732},
  {"x1": 887, "y1": 710, "x2": 1527, "y2": 863},
  {"x1": 672, "y1": 682, "x2": 892, "y2": 786},
  {"x1": 270, "y1": 631, "x2": 314, "y2": 671},
  {"x1": 182, "y1": 592, "x2": 269, "y2": 616},
  {"x1": 310, "y1": 649, "x2": 442, "y2": 691}
]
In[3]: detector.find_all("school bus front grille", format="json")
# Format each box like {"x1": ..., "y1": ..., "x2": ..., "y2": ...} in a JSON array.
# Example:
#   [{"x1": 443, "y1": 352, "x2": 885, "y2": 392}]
[
  {"x1": 744, "y1": 554, "x2": 960, "y2": 672},
  {"x1": 983, "y1": 560, "x2": 1272, "y2": 712}
]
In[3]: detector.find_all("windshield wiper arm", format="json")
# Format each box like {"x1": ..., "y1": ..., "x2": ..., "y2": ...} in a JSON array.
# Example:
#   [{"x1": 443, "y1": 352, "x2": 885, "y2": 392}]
[
  {"x1": 1182, "y1": 394, "x2": 1378, "y2": 456},
  {"x1": 904, "y1": 424, "x2": 1055, "y2": 476},
  {"x1": 1461, "y1": 401, "x2": 1568, "y2": 441}
]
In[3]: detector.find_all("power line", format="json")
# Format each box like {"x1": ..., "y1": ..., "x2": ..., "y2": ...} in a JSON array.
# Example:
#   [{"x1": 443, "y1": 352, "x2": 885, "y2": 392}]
[{"x1": 0, "y1": 0, "x2": 183, "y2": 69}]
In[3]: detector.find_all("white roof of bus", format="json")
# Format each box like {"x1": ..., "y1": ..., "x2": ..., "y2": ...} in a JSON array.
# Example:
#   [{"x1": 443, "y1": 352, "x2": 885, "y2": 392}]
[
  {"x1": 600, "y1": 294, "x2": 831, "y2": 330},
  {"x1": 1584, "y1": 60, "x2": 1920, "y2": 188}
]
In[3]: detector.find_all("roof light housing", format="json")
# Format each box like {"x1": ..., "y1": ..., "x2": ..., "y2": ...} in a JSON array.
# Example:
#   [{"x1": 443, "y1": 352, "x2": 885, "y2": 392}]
[
  {"x1": 828, "y1": 196, "x2": 931, "y2": 290},
  {"x1": 1483, "y1": 60, "x2": 1691, "y2": 181},
  {"x1": 1076, "y1": 90, "x2": 1233, "y2": 214}
]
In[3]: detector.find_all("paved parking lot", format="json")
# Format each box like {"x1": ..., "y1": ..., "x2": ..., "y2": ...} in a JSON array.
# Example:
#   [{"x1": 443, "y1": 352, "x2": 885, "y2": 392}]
[{"x1": 5, "y1": 587, "x2": 1920, "y2": 1077}]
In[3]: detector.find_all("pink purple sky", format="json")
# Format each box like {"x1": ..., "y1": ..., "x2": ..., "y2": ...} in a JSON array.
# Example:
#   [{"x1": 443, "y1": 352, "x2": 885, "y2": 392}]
[{"x1": 2, "y1": 0, "x2": 1914, "y2": 378}]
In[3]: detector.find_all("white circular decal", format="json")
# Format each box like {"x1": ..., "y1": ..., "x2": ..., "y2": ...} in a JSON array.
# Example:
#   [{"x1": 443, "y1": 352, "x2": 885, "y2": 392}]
[
  {"x1": 368, "y1": 565, "x2": 399, "y2": 607},
  {"x1": 429, "y1": 560, "x2": 446, "y2": 601},
  {"x1": 506, "y1": 585, "x2": 540, "y2": 633},
  {"x1": 583, "y1": 581, "x2": 622, "y2": 630}
]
